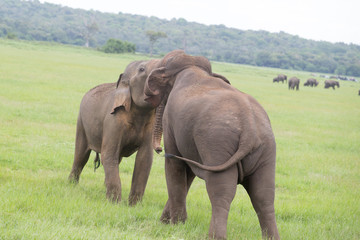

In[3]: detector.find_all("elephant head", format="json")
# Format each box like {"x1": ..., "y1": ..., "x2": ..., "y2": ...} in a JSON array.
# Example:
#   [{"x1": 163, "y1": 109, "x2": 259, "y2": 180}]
[
  {"x1": 143, "y1": 50, "x2": 230, "y2": 151},
  {"x1": 144, "y1": 50, "x2": 229, "y2": 108},
  {"x1": 112, "y1": 59, "x2": 160, "y2": 113},
  {"x1": 111, "y1": 59, "x2": 163, "y2": 153}
]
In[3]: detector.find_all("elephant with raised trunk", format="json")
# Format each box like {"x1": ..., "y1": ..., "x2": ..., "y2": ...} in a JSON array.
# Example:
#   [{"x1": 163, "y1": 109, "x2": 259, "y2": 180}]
[
  {"x1": 68, "y1": 59, "x2": 162, "y2": 205},
  {"x1": 273, "y1": 74, "x2": 287, "y2": 83},
  {"x1": 324, "y1": 79, "x2": 340, "y2": 89},
  {"x1": 304, "y1": 78, "x2": 319, "y2": 87},
  {"x1": 288, "y1": 76, "x2": 300, "y2": 90},
  {"x1": 144, "y1": 50, "x2": 279, "y2": 239}
]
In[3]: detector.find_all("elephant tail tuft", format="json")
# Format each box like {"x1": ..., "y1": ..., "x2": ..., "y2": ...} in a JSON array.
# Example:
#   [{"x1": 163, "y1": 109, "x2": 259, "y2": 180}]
[{"x1": 94, "y1": 152, "x2": 101, "y2": 172}]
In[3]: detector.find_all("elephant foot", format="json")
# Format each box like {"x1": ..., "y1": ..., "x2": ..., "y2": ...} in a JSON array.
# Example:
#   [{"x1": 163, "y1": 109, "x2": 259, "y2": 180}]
[
  {"x1": 169, "y1": 210, "x2": 187, "y2": 224},
  {"x1": 128, "y1": 193, "x2": 143, "y2": 206},
  {"x1": 160, "y1": 210, "x2": 171, "y2": 224},
  {"x1": 160, "y1": 201, "x2": 171, "y2": 224},
  {"x1": 160, "y1": 201, "x2": 187, "y2": 224},
  {"x1": 160, "y1": 214, "x2": 187, "y2": 225},
  {"x1": 107, "y1": 193, "x2": 121, "y2": 203},
  {"x1": 68, "y1": 172, "x2": 80, "y2": 184},
  {"x1": 171, "y1": 214, "x2": 187, "y2": 224},
  {"x1": 209, "y1": 233, "x2": 227, "y2": 240},
  {"x1": 106, "y1": 186, "x2": 121, "y2": 203}
]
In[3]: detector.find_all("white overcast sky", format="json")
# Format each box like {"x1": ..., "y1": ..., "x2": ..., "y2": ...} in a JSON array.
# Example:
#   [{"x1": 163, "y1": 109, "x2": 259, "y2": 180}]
[{"x1": 41, "y1": 0, "x2": 360, "y2": 45}]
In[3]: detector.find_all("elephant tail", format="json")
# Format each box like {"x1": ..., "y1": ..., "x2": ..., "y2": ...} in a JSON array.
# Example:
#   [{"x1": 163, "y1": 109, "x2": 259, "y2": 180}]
[
  {"x1": 164, "y1": 152, "x2": 244, "y2": 172},
  {"x1": 164, "y1": 141, "x2": 251, "y2": 181},
  {"x1": 94, "y1": 152, "x2": 101, "y2": 172}
]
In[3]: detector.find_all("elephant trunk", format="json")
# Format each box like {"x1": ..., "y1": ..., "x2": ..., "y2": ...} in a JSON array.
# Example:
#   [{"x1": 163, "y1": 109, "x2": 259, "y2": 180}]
[
  {"x1": 147, "y1": 50, "x2": 218, "y2": 154},
  {"x1": 152, "y1": 99, "x2": 165, "y2": 154}
]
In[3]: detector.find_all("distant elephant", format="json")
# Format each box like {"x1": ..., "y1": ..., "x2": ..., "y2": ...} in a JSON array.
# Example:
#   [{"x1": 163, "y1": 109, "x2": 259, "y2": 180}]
[
  {"x1": 324, "y1": 79, "x2": 340, "y2": 89},
  {"x1": 273, "y1": 74, "x2": 287, "y2": 83},
  {"x1": 304, "y1": 78, "x2": 319, "y2": 87},
  {"x1": 144, "y1": 50, "x2": 279, "y2": 240},
  {"x1": 358, "y1": 89, "x2": 360, "y2": 95},
  {"x1": 68, "y1": 59, "x2": 163, "y2": 205},
  {"x1": 288, "y1": 77, "x2": 300, "y2": 90}
]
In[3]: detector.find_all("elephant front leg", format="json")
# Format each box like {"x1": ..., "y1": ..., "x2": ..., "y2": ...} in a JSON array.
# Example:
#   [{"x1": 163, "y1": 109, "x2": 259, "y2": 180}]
[
  {"x1": 162, "y1": 157, "x2": 189, "y2": 224},
  {"x1": 206, "y1": 166, "x2": 238, "y2": 240},
  {"x1": 128, "y1": 142, "x2": 153, "y2": 206},
  {"x1": 102, "y1": 154, "x2": 122, "y2": 203}
]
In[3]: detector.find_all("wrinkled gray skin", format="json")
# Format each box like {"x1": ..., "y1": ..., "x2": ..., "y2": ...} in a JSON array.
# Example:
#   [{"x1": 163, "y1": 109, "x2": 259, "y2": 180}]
[
  {"x1": 304, "y1": 78, "x2": 319, "y2": 87},
  {"x1": 68, "y1": 59, "x2": 162, "y2": 205},
  {"x1": 324, "y1": 79, "x2": 340, "y2": 89},
  {"x1": 273, "y1": 74, "x2": 287, "y2": 83},
  {"x1": 144, "y1": 50, "x2": 279, "y2": 240},
  {"x1": 288, "y1": 77, "x2": 300, "y2": 90}
]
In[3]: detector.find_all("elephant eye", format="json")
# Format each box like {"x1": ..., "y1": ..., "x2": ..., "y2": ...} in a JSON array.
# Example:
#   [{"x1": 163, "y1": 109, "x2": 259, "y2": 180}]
[{"x1": 139, "y1": 67, "x2": 145, "y2": 72}]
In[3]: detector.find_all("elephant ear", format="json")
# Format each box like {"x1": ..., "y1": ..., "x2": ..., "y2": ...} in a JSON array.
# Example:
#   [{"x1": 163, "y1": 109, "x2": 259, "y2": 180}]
[
  {"x1": 111, "y1": 82, "x2": 131, "y2": 114},
  {"x1": 116, "y1": 73, "x2": 123, "y2": 88},
  {"x1": 212, "y1": 72, "x2": 231, "y2": 85},
  {"x1": 144, "y1": 67, "x2": 167, "y2": 108}
]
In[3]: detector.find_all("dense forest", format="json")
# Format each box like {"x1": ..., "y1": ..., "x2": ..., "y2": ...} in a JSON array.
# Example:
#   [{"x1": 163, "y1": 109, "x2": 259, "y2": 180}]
[{"x1": 1, "y1": 0, "x2": 360, "y2": 76}]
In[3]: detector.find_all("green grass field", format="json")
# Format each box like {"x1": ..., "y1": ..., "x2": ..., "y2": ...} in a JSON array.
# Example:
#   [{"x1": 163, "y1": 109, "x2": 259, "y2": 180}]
[{"x1": 1, "y1": 39, "x2": 359, "y2": 239}]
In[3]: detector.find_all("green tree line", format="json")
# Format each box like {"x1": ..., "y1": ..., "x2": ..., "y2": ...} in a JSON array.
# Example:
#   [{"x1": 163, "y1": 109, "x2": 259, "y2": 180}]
[
  {"x1": 1, "y1": 0, "x2": 360, "y2": 76},
  {"x1": 100, "y1": 39, "x2": 135, "y2": 54}
]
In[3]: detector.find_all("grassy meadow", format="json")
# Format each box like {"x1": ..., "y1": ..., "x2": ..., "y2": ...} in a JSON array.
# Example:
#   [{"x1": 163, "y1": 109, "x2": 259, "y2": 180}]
[{"x1": 0, "y1": 39, "x2": 359, "y2": 239}]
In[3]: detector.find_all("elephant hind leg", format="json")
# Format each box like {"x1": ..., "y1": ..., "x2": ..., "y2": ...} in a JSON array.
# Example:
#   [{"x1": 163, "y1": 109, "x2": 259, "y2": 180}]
[
  {"x1": 243, "y1": 161, "x2": 280, "y2": 240},
  {"x1": 69, "y1": 120, "x2": 91, "y2": 183},
  {"x1": 206, "y1": 166, "x2": 238, "y2": 240},
  {"x1": 69, "y1": 146, "x2": 91, "y2": 183}
]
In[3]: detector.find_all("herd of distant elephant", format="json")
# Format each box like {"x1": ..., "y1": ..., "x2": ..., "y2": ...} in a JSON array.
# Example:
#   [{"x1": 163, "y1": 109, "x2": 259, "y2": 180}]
[
  {"x1": 67, "y1": 50, "x2": 359, "y2": 240},
  {"x1": 273, "y1": 73, "x2": 358, "y2": 93}
]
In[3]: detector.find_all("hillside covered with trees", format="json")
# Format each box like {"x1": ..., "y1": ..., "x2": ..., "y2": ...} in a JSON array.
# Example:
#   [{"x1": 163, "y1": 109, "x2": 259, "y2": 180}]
[{"x1": 1, "y1": 0, "x2": 360, "y2": 76}]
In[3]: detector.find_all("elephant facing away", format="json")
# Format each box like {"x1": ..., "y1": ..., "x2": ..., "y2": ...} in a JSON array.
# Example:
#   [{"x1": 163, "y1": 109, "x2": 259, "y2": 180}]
[
  {"x1": 68, "y1": 59, "x2": 162, "y2": 205},
  {"x1": 324, "y1": 79, "x2": 340, "y2": 89},
  {"x1": 304, "y1": 78, "x2": 319, "y2": 87},
  {"x1": 273, "y1": 74, "x2": 287, "y2": 83},
  {"x1": 144, "y1": 50, "x2": 279, "y2": 240},
  {"x1": 288, "y1": 77, "x2": 300, "y2": 90}
]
